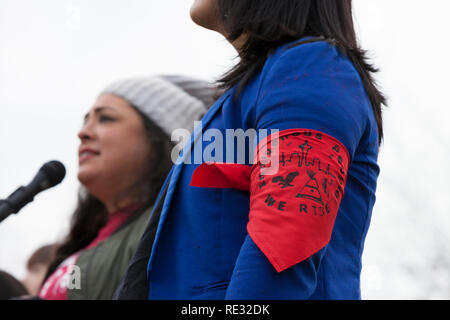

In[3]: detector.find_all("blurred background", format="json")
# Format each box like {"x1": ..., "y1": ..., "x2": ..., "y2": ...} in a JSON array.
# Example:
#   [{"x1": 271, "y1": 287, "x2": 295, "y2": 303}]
[{"x1": 0, "y1": 0, "x2": 449, "y2": 299}]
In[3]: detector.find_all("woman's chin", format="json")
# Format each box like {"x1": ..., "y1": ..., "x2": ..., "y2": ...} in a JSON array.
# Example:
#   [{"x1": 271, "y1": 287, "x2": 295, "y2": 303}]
[
  {"x1": 189, "y1": 8, "x2": 204, "y2": 28},
  {"x1": 77, "y1": 169, "x2": 97, "y2": 187},
  {"x1": 190, "y1": 0, "x2": 219, "y2": 31}
]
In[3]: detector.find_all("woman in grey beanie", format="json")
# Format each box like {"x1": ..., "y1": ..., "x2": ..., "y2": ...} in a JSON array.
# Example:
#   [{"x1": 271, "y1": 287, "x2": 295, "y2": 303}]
[{"x1": 39, "y1": 75, "x2": 215, "y2": 300}]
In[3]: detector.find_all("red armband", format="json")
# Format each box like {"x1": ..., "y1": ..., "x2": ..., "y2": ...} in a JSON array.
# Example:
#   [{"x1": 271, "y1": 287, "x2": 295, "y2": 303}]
[
  {"x1": 190, "y1": 162, "x2": 251, "y2": 192},
  {"x1": 189, "y1": 129, "x2": 350, "y2": 273},
  {"x1": 248, "y1": 129, "x2": 350, "y2": 272}
]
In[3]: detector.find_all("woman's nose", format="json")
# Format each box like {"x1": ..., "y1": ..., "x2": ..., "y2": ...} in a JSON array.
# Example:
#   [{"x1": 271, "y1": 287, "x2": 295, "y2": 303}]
[{"x1": 78, "y1": 121, "x2": 95, "y2": 141}]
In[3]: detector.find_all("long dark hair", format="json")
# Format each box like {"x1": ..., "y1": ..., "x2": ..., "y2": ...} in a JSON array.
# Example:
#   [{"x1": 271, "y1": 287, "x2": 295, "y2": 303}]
[
  {"x1": 44, "y1": 108, "x2": 173, "y2": 282},
  {"x1": 217, "y1": 0, "x2": 386, "y2": 144}
]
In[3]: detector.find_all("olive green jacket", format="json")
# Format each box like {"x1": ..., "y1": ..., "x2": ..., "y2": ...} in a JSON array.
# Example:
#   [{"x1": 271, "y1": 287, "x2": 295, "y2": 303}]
[{"x1": 67, "y1": 208, "x2": 151, "y2": 300}]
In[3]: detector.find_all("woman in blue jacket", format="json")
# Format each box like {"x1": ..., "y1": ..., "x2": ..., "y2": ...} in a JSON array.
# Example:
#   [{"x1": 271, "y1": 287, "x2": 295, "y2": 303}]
[{"x1": 116, "y1": 0, "x2": 385, "y2": 300}]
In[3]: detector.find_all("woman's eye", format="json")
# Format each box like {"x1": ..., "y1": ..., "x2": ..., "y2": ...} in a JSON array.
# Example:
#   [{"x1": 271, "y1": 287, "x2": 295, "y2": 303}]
[{"x1": 99, "y1": 115, "x2": 114, "y2": 122}]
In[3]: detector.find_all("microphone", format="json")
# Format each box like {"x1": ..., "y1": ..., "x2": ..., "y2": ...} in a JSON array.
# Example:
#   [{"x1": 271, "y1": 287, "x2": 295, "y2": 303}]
[{"x1": 0, "y1": 160, "x2": 66, "y2": 223}]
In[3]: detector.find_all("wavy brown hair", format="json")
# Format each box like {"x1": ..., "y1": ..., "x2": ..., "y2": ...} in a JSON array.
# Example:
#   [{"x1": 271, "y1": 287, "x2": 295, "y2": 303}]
[{"x1": 217, "y1": 0, "x2": 386, "y2": 144}]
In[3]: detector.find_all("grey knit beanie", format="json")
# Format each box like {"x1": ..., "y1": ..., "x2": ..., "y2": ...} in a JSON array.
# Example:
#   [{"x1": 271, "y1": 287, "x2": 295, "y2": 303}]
[{"x1": 101, "y1": 75, "x2": 216, "y2": 136}]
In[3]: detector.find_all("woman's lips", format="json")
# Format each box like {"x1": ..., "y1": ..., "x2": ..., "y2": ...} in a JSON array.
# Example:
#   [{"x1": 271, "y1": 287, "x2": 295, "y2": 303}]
[{"x1": 78, "y1": 149, "x2": 100, "y2": 164}]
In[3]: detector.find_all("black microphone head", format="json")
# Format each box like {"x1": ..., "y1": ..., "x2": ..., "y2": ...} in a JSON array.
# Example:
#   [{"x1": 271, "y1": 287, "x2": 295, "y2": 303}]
[
  {"x1": 0, "y1": 161, "x2": 66, "y2": 218},
  {"x1": 40, "y1": 160, "x2": 66, "y2": 189}
]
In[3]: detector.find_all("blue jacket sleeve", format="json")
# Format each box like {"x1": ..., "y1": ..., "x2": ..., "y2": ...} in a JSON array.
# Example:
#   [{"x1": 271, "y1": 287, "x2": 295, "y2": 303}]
[
  {"x1": 225, "y1": 41, "x2": 371, "y2": 299},
  {"x1": 226, "y1": 235, "x2": 325, "y2": 299}
]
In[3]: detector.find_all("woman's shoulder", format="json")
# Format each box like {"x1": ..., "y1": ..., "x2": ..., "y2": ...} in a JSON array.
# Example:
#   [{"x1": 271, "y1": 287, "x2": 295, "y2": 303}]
[
  {"x1": 111, "y1": 206, "x2": 151, "y2": 243},
  {"x1": 239, "y1": 37, "x2": 341, "y2": 109},
  {"x1": 127, "y1": 207, "x2": 152, "y2": 236},
  {"x1": 257, "y1": 36, "x2": 370, "y2": 113},
  {"x1": 248, "y1": 37, "x2": 373, "y2": 161},
  {"x1": 278, "y1": 36, "x2": 335, "y2": 56},
  {"x1": 265, "y1": 36, "x2": 356, "y2": 78}
]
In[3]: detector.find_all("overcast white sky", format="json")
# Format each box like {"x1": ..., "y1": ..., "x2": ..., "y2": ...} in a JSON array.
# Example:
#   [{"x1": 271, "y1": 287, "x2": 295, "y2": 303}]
[{"x1": 1, "y1": 0, "x2": 449, "y2": 299}]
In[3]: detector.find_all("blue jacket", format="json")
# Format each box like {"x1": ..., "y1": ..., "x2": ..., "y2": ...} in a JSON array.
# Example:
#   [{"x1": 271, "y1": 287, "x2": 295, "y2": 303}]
[{"x1": 146, "y1": 38, "x2": 380, "y2": 300}]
